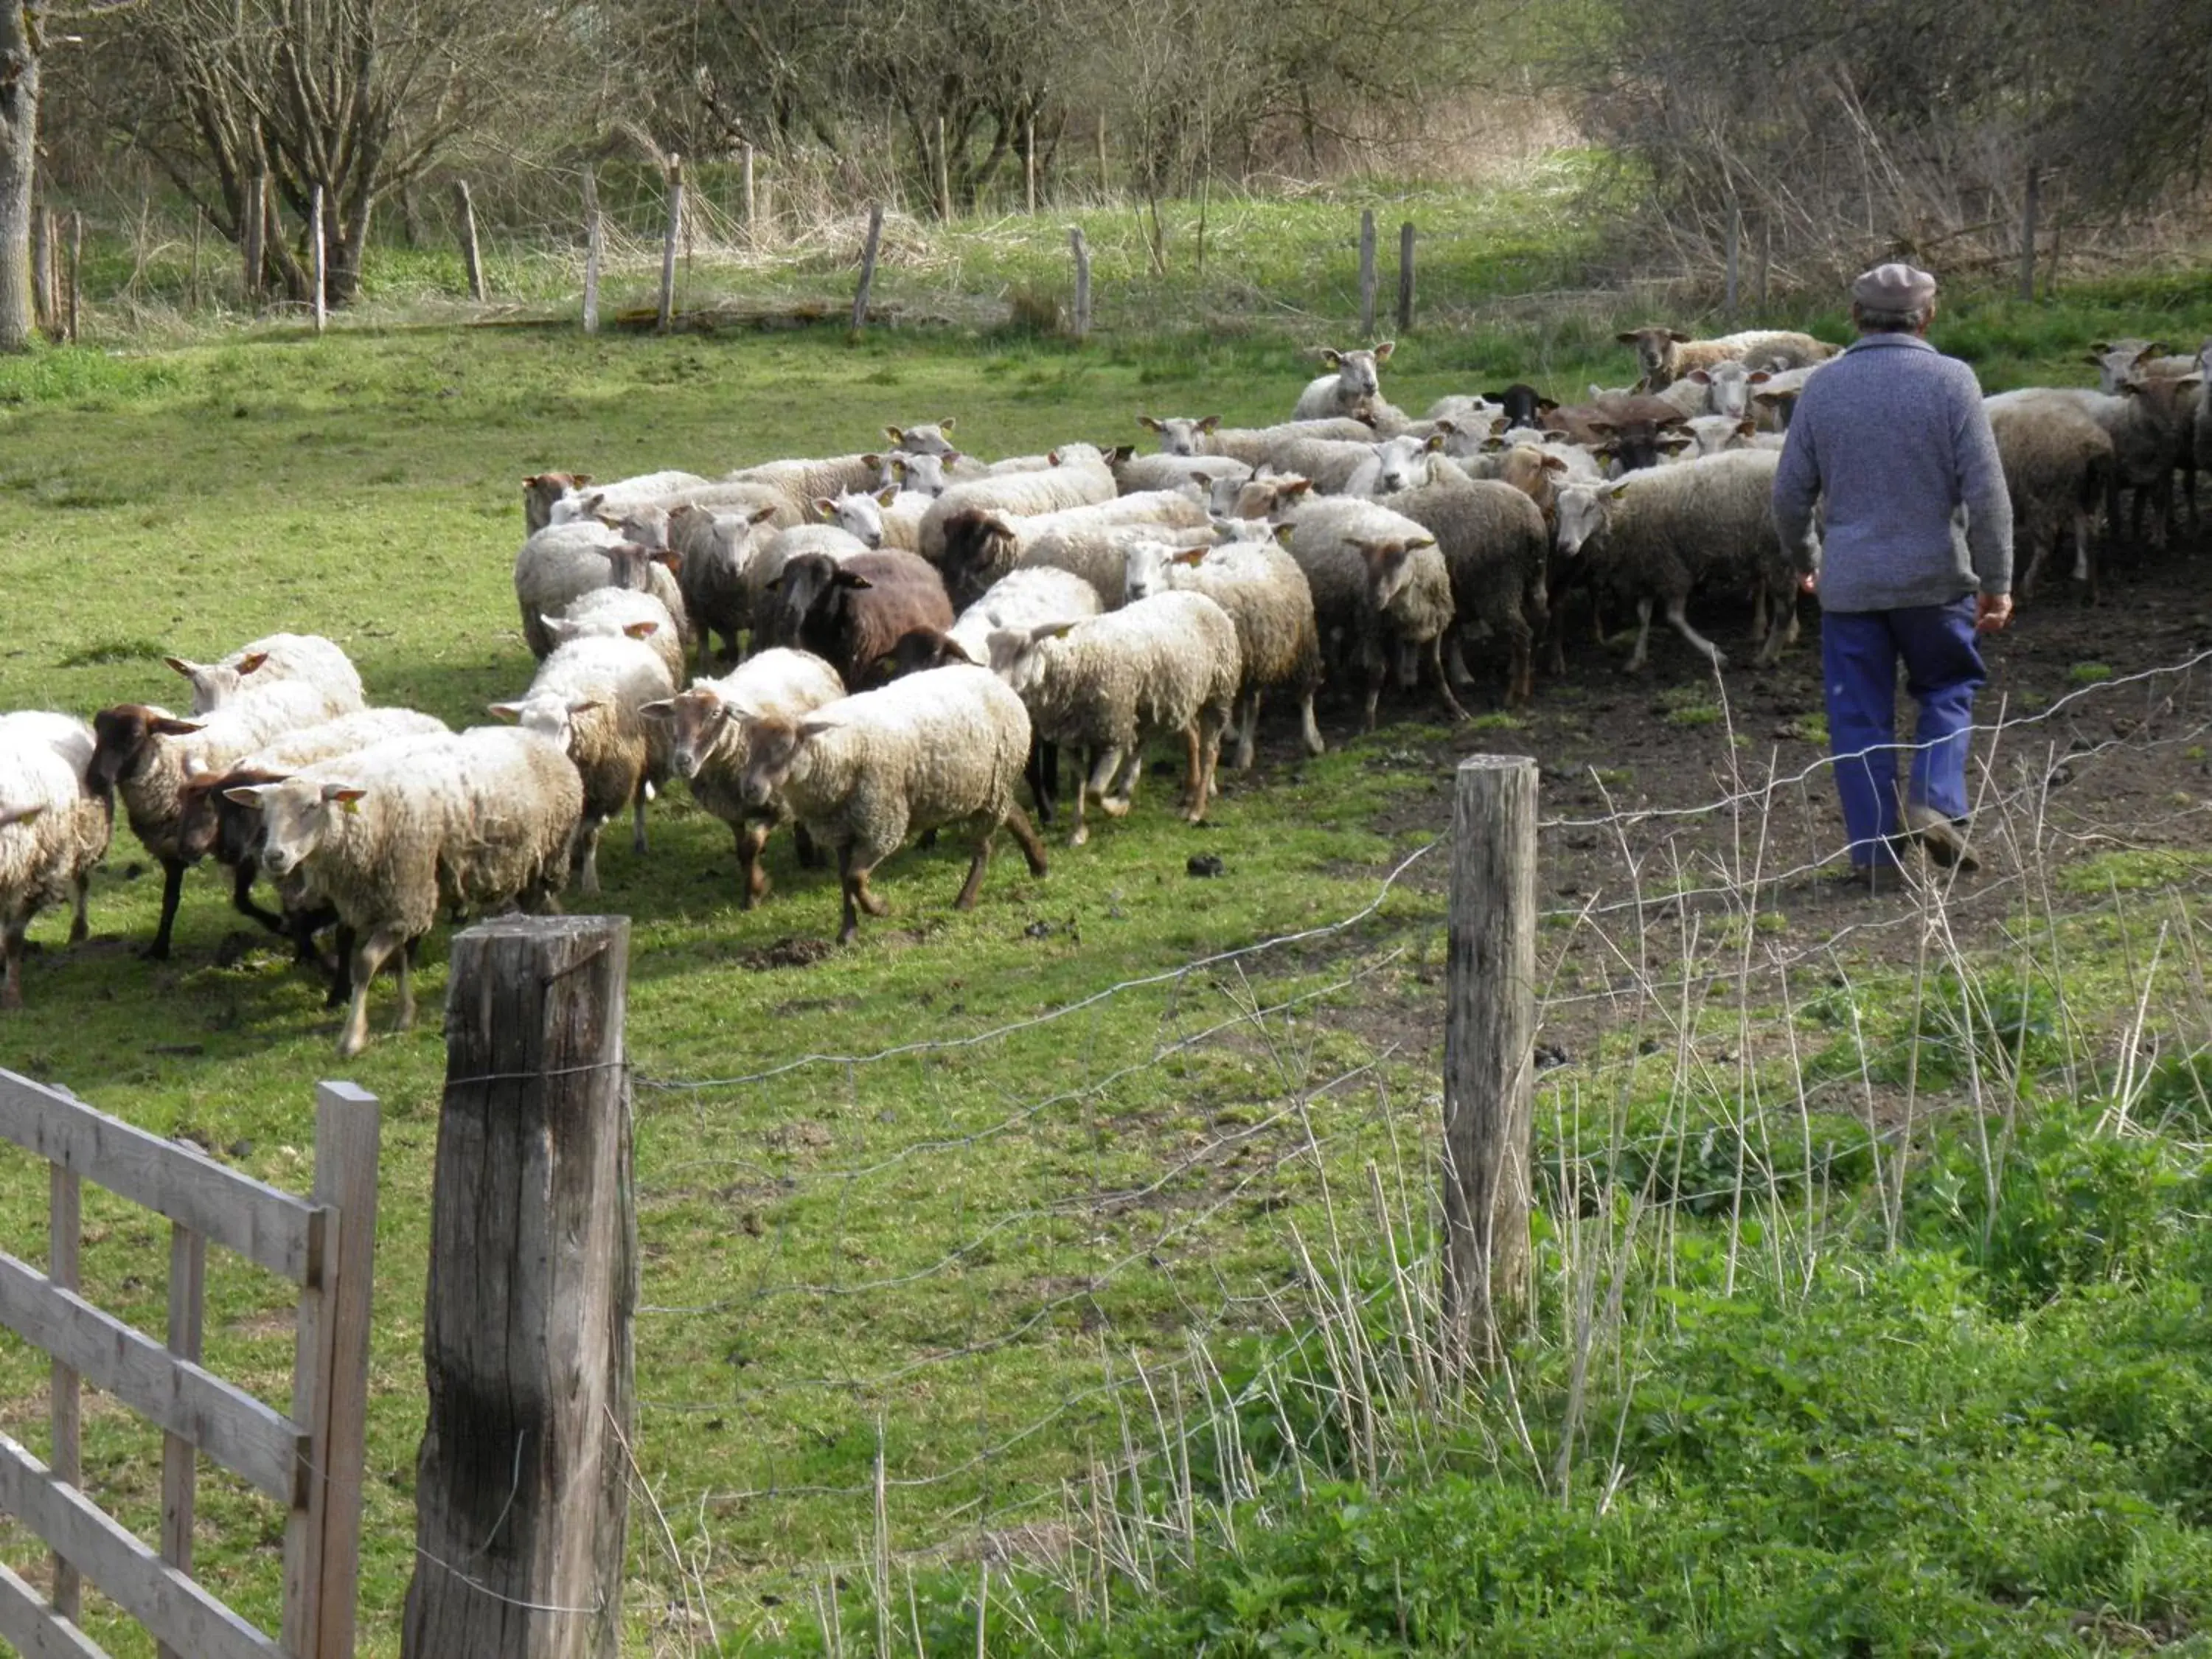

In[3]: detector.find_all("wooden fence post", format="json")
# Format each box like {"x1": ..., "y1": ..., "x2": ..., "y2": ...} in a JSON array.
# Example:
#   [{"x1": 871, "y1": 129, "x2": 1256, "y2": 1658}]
[
  {"x1": 65, "y1": 212, "x2": 80, "y2": 344},
  {"x1": 1358, "y1": 208, "x2": 1377, "y2": 339},
  {"x1": 243, "y1": 173, "x2": 265, "y2": 305},
  {"x1": 1725, "y1": 199, "x2": 1740, "y2": 328},
  {"x1": 1397, "y1": 220, "x2": 1415, "y2": 333},
  {"x1": 2019, "y1": 164, "x2": 2039, "y2": 303},
  {"x1": 401, "y1": 916, "x2": 635, "y2": 1659},
  {"x1": 582, "y1": 170, "x2": 602, "y2": 335},
  {"x1": 1068, "y1": 225, "x2": 1091, "y2": 341},
  {"x1": 187, "y1": 209, "x2": 203, "y2": 314},
  {"x1": 1440, "y1": 755, "x2": 1538, "y2": 1374},
  {"x1": 851, "y1": 203, "x2": 885, "y2": 333},
  {"x1": 1024, "y1": 116, "x2": 1037, "y2": 214},
  {"x1": 155, "y1": 1218, "x2": 204, "y2": 1659},
  {"x1": 31, "y1": 204, "x2": 52, "y2": 338},
  {"x1": 936, "y1": 115, "x2": 954, "y2": 222},
  {"x1": 742, "y1": 144, "x2": 757, "y2": 246},
  {"x1": 1095, "y1": 116, "x2": 1109, "y2": 198},
  {"x1": 299, "y1": 1082, "x2": 380, "y2": 1659},
  {"x1": 454, "y1": 179, "x2": 485, "y2": 302},
  {"x1": 309, "y1": 189, "x2": 326, "y2": 334},
  {"x1": 48, "y1": 1164, "x2": 79, "y2": 1620},
  {"x1": 658, "y1": 156, "x2": 684, "y2": 333}
]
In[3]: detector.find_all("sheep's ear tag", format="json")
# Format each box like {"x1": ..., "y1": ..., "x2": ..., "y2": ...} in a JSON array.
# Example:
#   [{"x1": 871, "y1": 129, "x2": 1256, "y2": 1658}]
[
  {"x1": 325, "y1": 785, "x2": 366, "y2": 813},
  {"x1": 1271, "y1": 524, "x2": 1293, "y2": 547},
  {"x1": 876, "y1": 485, "x2": 899, "y2": 507}
]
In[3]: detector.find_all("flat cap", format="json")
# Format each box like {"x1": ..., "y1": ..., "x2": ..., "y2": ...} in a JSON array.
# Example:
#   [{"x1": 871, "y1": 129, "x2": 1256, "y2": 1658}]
[{"x1": 1851, "y1": 261, "x2": 1937, "y2": 310}]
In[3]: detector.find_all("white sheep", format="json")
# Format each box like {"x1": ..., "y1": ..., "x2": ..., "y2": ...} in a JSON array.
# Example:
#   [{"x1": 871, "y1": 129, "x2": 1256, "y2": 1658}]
[
  {"x1": 642, "y1": 648, "x2": 846, "y2": 908},
  {"x1": 1551, "y1": 449, "x2": 1811, "y2": 671},
  {"x1": 1985, "y1": 396, "x2": 2115, "y2": 599},
  {"x1": 822, "y1": 487, "x2": 929, "y2": 552},
  {"x1": 1124, "y1": 538, "x2": 1324, "y2": 767},
  {"x1": 1112, "y1": 450, "x2": 1253, "y2": 502},
  {"x1": 533, "y1": 468, "x2": 709, "y2": 528},
  {"x1": 164, "y1": 633, "x2": 366, "y2": 715},
  {"x1": 1294, "y1": 343, "x2": 1397, "y2": 422},
  {"x1": 236, "y1": 726, "x2": 582, "y2": 1056},
  {"x1": 940, "y1": 492, "x2": 1212, "y2": 609},
  {"x1": 884, "y1": 420, "x2": 962, "y2": 457},
  {"x1": 1377, "y1": 468, "x2": 1551, "y2": 706},
  {"x1": 490, "y1": 633, "x2": 678, "y2": 895},
  {"x1": 546, "y1": 588, "x2": 688, "y2": 683},
  {"x1": 667, "y1": 501, "x2": 780, "y2": 669},
  {"x1": 723, "y1": 455, "x2": 886, "y2": 524},
  {"x1": 1, "y1": 714, "x2": 111, "y2": 1006},
  {"x1": 1617, "y1": 327, "x2": 1835, "y2": 390},
  {"x1": 1190, "y1": 416, "x2": 1382, "y2": 470},
  {"x1": 917, "y1": 445, "x2": 1119, "y2": 563},
  {"x1": 734, "y1": 664, "x2": 1048, "y2": 942},
  {"x1": 883, "y1": 451, "x2": 957, "y2": 497},
  {"x1": 514, "y1": 521, "x2": 688, "y2": 658},
  {"x1": 984, "y1": 591, "x2": 1241, "y2": 846},
  {"x1": 1987, "y1": 378, "x2": 2200, "y2": 546},
  {"x1": 1275, "y1": 495, "x2": 1463, "y2": 726}
]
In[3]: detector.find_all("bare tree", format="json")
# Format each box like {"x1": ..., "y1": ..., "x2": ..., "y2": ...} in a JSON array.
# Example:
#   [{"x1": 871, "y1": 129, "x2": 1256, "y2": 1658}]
[
  {"x1": 75, "y1": 0, "x2": 591, "y2": 305},
  {"x1": 0, "y1": 3, "x2": 40, "y2": 349}
]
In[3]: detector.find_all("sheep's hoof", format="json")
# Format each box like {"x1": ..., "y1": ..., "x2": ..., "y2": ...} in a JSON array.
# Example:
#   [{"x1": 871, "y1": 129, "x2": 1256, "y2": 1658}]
[
  {"x1": 1100, "y1": 796, "x2": 1132, "y2": 819},
  {"x1": 836, "y1": 924, "x2": 860, "y2": 946},
  {"x1": 68, "y1": 921, "x2": 88, "y2": 946},
  {"x1": 1068, "y1": 827, "x2": 1090, "y2": 848},
  {"x1": 336, "y1": 1029, "x2": 369, "y2": 1060}
]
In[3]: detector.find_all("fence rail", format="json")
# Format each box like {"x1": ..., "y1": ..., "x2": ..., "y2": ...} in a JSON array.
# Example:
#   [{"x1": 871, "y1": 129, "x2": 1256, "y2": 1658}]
[{"x1": 0, "y1": 1069, "x2": 379, "y2": 1659}]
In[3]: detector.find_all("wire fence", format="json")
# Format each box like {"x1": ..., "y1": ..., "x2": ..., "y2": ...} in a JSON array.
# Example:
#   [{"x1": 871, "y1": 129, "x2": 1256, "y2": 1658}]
[{"x1": 583, "y1": 646, "x2": 2212, "y2": 1649}]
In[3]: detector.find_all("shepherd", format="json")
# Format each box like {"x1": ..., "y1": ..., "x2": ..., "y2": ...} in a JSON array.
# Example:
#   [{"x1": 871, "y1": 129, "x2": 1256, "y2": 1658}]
[{"x1": 1773, "y1": 262, "x2": 2014, "y2": 885}]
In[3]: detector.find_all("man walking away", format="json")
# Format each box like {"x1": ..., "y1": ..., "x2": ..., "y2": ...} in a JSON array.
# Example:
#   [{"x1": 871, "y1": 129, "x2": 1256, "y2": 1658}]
[{"x1": 1773, "y1": 262, "x2": 2014, "y2": 884}]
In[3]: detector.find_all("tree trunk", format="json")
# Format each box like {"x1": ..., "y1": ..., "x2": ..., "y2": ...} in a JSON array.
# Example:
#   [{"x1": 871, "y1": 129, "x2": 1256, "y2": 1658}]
[{"x1": 0, "y1": 4, "x2": 40, "y2": 352}]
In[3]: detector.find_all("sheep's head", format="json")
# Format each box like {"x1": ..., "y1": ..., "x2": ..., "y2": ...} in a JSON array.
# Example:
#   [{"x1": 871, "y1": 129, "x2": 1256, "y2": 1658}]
[
  {"x1": 869, "y1": 628, "x2": 972, "y2": 689},
  {"x1": 523, "y1": 472, "x2": 589, "y2": 532},
  {"x1": 1614, "y1": 327, "x2": 1692, "y2": 386},
  {"x1": 164, "y1": 649, "x2": 271, "y2": 714},
  {"x1": 1353, "y1": 535, "x2": 1435, "y2": 610},
  {"x1": 1371, "y1": 433, "x2": 1444, "y2": 495},
  {"x1": 88, "y1": 704, "x2": 201, "y2": 797},
  {"x1": 822, "y1": 488, "x2": 896, "y2": 550},
  {"x1": 938, "y1": 511, "x2": 1018, "y2": 598},
  {"x1": 1551, "y1": 483, "x2": 1614, "y2": 557},
  {"x1": 230, "y1": 777, "x2": 361, "y2": 879},
  {"x1": 642, "y1": 686, "x2": 748, "y2": 781},
  {"x1": 1687, "y1": 361, "x2": 1767, "y2": 420},
  {"x1": 888, "y1": 451, "x2": 953, "y2": 497},
  {"x1": 1321, "y1": 343, "x2": 1393, "y2": 397},
  {"x1": 2085, "y1": 341, "x2": 2163, "y2": 394},
  {"x1": 1137, "y1": 414, "x2": 1219, "y2": 457},
  {"x1": 179, "y1": 765, "x2": 286, "y2": 865},
  {"x1": 487, "y1": 692, "x2": 603, "y2": 757},
  {"x1": 1685, "y1": 415, "x2": 1757, "y2": 456},
  {"x1": 886, "y1": 419, "x2": 958, "y2": 457},
  {"x1": 1123, "y1": 538, "x2": 1204, "y2": 604},
  {"x1": 734, "y1": 715, "x2": 807, "y2": 810},
  {"x1": 2118, "y1": 370, "x2": 2203, "y2": 428}
]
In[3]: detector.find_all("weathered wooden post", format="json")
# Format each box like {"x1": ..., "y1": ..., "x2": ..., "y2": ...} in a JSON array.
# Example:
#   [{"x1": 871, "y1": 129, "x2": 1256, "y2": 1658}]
[
  {"x1": 454, "y1": 179, "x2": 486, "y2": 302},
  {"x1": 1024, "y1": 116, "x2": 1037, "y2": 214},
  {"x1": 1397, "y1": 220, "x2": 1416, "y2": 333},
  {"x1": 187, "y1": 209, "x2": 203, "y2": 314},
  {"x1": 65, "y1": 211, "x2": 81, "y2": 344},
  {"x1": 1440, "y1": 755, "x2": 1538, "y2": 1374},
  {"x1": 31, "y1": 204, "x2": 52, "y2": 337},
  {"x1": 742, "y1": 144, "x2": 757, "y2": 245},
  {"x1": 1069, "y1": 225, "x2": 1091, "y2": 341},
  {"x1": 48, "y1": 1161, "x2": 78, "y2": 1619},
  {"x1": 309, "y1": 189, "x2": 327, "y2": 333},
  {"x1": 851, "y1": 203, "x2": 886, "y2": 333},
  {"x1": 1724, "y1": 199, "x2": 1740, "y2": 328},
  {"x1": 581, "y1": 170, "x2": 602, "y2": 335},
  {"x1": 658, "y1": 156, "x2": 684, "y2": 333},
  {"x1": 1095, "y1": 116, "x2": 1109, "y2": 198},
  {"x1": 402, "y1": 915, "x2": 636, "y2": 1659},
  {"x1": 936, "y1": 116, "x2": 954, "y2": 222},
  {"x1": 1358, "y1": 208, "x2": 1377, "y2": 339},
  {"x1": 2019, "y1": 164, "x2": 2039, "y2": 303},
  {"x1": 243, "y1": 173, "x2": 266, "y2": 305}
]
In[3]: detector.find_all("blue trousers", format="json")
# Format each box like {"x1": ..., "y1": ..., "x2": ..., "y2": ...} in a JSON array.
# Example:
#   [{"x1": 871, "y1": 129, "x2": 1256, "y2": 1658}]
[{"x1": 1821, "y1": 600, "x2": 1986, "y2": 869}]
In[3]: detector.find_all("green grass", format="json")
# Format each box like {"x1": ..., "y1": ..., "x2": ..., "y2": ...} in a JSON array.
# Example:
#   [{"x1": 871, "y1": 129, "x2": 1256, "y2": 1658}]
[{"x1": 5, "y1": 177, "x2": 2212, "y2": 1653}]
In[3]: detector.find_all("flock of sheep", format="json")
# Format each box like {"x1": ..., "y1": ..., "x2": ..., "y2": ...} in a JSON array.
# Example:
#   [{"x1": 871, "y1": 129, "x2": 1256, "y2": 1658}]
[{"x1": 3, "y1": 325, "x2": 2207, "y2": 1053}]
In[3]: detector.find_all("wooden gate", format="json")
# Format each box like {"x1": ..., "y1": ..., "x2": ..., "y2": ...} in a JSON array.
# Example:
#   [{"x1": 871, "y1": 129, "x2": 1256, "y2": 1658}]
[{"x1": 0, "y1": 1068, "x2": 379, "y2": 1659}]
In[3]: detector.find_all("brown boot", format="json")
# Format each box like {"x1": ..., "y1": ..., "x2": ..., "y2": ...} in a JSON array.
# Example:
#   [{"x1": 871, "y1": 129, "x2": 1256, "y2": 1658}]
[{"x1": 1905, "y1": 802, "x2": 1979, "y2": 872}]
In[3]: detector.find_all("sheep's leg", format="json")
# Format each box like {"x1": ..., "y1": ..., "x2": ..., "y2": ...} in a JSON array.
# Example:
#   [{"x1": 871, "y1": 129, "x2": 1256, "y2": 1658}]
[
  {"x1": 575, "y1": 817, "x2": 605, "y2": 896},
  {"x1": 1663, "y1": 597, "x2": 1728, "y2": 668},
  {"x1": 1298, "y1": 690, "x2": 1325, "y2": 757},
  {"x1": 1093, "y1": 748, "x2": 1131, "y2": 818},
  {"x1": 1506, "y1": 616, "x2": 1534, "y2": 705},
  {"x1": 229, "y1": 860, "x2": 287, "y2": 935},
  {"x1": 1627, "y1": 599, "x2": 1655, "y2": 672},
  {"x1": 1750, "y1": 584, "x2": 1771, "y2": 645},
  {"x1": 793, "y1": 822, "x2": 822, "y2": 869},
  {"x1": 69, "y1": 874, "x2": 90, "y2": 947},
  {"x1": 1181, "y1": 725, "x2": 1203, "y2": 810},
  {"x1": 324, "y1": 922, "x2": 355, "y2": 1009},
  {"x1": 1, "y1": 928, "x2": 23, "y2": 1010},
  {"x1": 631, "y1": 781, "x2": 652, "y2": 855},
  {"x1": 1004, "y1": 806, "x2": 1049, "y2": 877},
  {"x1": 1025, "y1": 735, "x2": 1057, "y2": 824},
  {"x1": 1234, "y1": 693, "x2": 1261, "y2": 772},
  {"x1": 144, "y1": 857, "x2": 186, "y2": 961},
  {"x1": 1430, "y1": 636, "x2": 1471, "y2": 722},
  {"x1": 1189, "y1": 708, "x2": 1230, "y2": 823},
  {"x1": 955, "y1": 827, "x2": 996, "y2": 910},
  {"x1": 1445, "y1": 633, "x2": 1475, "y2": 690},
  {"x1": 1396, "y1": 641, "x2": 1420, "y2": 691},
  {"x1": 735, "y1": 821, "x2": 771, "y2": 908},
  {"x1": 336, "y1": 923, "x2": 408, "y2": 1059},
  {"x1": 1068, "y1": 763, "x2": 1093, "y2": 848},
  {"x1": 393, "y1": 938, "x2": 417, "y2": 1033}
]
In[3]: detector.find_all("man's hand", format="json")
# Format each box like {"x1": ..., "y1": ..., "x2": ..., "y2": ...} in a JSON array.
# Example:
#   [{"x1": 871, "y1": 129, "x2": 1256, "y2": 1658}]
[
  {"x1": 1975, "y1": 592, "x2": 2014, "y2": 634},
  {"x1": 1798, "y1": 569, "x2": 1818, "y2": 595}
]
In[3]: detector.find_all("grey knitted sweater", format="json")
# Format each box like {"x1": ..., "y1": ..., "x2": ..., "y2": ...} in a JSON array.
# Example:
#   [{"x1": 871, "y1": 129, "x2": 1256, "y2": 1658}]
[{"x1": 1772, "y1": 333, "x2": 2013, "y2": 611}]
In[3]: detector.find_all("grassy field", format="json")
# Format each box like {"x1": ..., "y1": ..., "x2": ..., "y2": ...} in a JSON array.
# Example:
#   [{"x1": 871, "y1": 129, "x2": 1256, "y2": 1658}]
[{"x1": 3, "y1": 197, "x2": 2212, "y2": 1653}]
